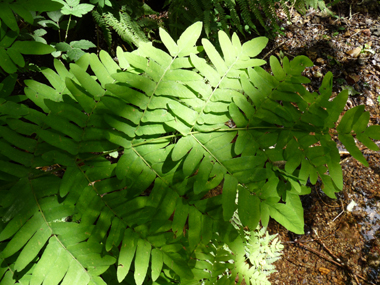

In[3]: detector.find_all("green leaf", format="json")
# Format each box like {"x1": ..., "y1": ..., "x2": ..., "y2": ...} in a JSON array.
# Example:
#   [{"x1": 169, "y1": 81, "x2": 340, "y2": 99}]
[
  {"x1": 183, "y1": 143, "x2": 204, "y2": 177},
  {"x1": 104, "y1": 114, "x2": 136, "y2": 138},
  {"x1": 116, "y1": 46, "x2": 130, "y2": 69},
  {"x1": 229, "y1": 102, "x2": 248, "y2": 127},
  {"x1": 1, "y1": 213, "x2": 43, "y2": 258},
  {"x1": 325, "y1": 90, "x2": 348, "y2": 128},
  {"x1": 218, "y1": 30, "x2": 237, "y2": 66},
  {"x1": 117, "y1": 228, "x2": 139, "y2": 282},
  {"x1": 238, "y1": 187, "x2": 260, "y2": 230},
  {"x1": 338, "y1": 133, "x2": 368, "y2": 166},
  {"x1": 222, "y1": 174, "x2": 238, "y2": 221},
  {"x1": 188, "y1": 207, "x2": 202, "y2": 251},
  {"x1": 172, "y1": 199, "x2": 189, "y2": 237},
  {"x1": 134, "y1": 239, "x2": 152, "y2": 285},
  {"x1": 177, "y1": 21, "x2": 202, "y2": 57},
  {"x1": 168, "y1": 101, "x2": 198, "y2": 125},
  {"x1": 61, "y1": 2, "x2": 94, "y2": 17},
  {"x1": 160, "y1": 27, "x2": 179, "y2": 57},
  {"x1": 172, "y1": 136, "x2": 193, "y2": 161},
  {"x1": 11, "y1": 41, "x2": 55, "y2": 55},
  {"x1": 0, "y1": 47, "x2": 18, "y2": 73},
  {"x1": 163, "y1": 250, "x2": 194, "y2": 280},
  {"x1": 29, "y1": 238, "x2": 70, "y2": 285},
  {"x1": 14, "y1": 223, "x2": 51, "y2": 272},
  {"x1": 0, "y1": 2, "x2": 19, "y2": 31},
  {"x1": 241, "y1": 37, "x2": 268, "y2": 58},
  {"x1": 193, "y1": 156, "x2": 213, "y2": 194},
  {"x1": 7, "y1": 47, "x2": 25, "y2": 67},
  {"x1": 190, "y1": 53, "x2": 220, "y2": 87},
  {"x1": 337, "y1": 105, "x2": 365, "y2": 134},
  {"x1": 38, "y1": 129, "x2": 78, "y2": 155},
  {"x1": 71, "y1": 40, "x2": 96, "y2": 50},
  {"x1": 356, "y1": 132, "x2": 379, "y2": 151},
  {"x1": 105, "y1": 217, "x2": 125, "y2": 251},
  {"x1": 365, "y1": 125, "x2": 380, "y2": 140},
  {"x1": 70, "y1": 63, "x2": 105, "y2": 98},
  {"x1": 202, "y1": 38, "x2": 228, "y2": 75},
  {"x1": 102, "y1": 96, "x2": 142, "y2": 124},
  {"x1": 270, "y1": 55, "x2": 286, "y2": 81},
  {"x1": 268, "y1": 202, "x2": 304, "y2": 234},
  {"x1": 151, "y1": 248, "x2": 163, "y2": 281}
]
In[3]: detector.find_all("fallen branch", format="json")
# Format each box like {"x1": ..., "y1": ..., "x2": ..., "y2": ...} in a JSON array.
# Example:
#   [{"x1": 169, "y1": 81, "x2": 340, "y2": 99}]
[{"x1": 296, "y1": 241, "x2": 375, "y2": 285}]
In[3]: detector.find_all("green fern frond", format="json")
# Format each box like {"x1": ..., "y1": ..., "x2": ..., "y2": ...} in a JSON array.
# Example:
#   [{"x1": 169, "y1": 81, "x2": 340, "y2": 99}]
[
  {"x1": 225, "y1": 0, "x2": 244, "y2": 35},
  {"x1": 91, "y1": 0, "x2": 155, "y2": 48},
  {"x1": 92, "y1": 9, "x2": 113, "y2": 47},
  {"x1": 1, "y1": 21, "x2": 377, "y2": 285},
  {"x1": 165, "y1": 0, "x2": 336, "y2": 39}
]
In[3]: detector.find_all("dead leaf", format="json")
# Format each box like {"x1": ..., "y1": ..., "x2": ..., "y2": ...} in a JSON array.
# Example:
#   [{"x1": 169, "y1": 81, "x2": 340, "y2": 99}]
[
  {"x1": 362, "y1": 29, "x2": 371, "y2": 36},
  {"x1": 349, "y1": 74, "x2": 360, "y2": 83},
  {"x1": 319, "y1": 267, "x2": 331, "y2": 275},
  {"x1": 346, "y1": 47, "x2": 362, "y2": 58}
]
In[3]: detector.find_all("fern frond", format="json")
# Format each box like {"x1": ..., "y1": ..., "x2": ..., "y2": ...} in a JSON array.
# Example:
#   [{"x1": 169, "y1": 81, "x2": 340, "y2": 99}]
[
  {"x1": 92, "y1": 9, "x2": 113, "y2": 47},
  {"x1": 91, "y1": 0, "x2": 152, "y2": 48},
  {"x1": 2, "y1": 21, "x2": 377, "y2": 285}
]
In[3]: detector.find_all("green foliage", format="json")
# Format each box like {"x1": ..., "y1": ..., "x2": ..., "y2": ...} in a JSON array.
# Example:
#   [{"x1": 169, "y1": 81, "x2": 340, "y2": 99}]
[
  {"x1": 0, "y1": 21, "x2": 379, "y2": 285},
  {"x1": 0, "y1": 0, "x2": 59, "y2": 74},
  {"x1": 227, "y1": 213, "x2": 283, "y2": 285},
  {"x1": 165, "y1": 0, "x2": 338, "y2": 39},
  {"x1": 53, "y1": 40, "x2": 96, "y2": 62},
  {"x1": 92, "y1": 0, "x2": 159, "y2": 48},
  {"x1": 293, "y1": 0, "x2": 338, "y2": 14},
  {"x1": 54, "y1": 0, "x2": 95, "y2": 18}
]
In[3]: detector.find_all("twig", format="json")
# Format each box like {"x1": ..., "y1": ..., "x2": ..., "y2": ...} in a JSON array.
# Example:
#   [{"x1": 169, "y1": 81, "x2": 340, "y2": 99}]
[
  {"x1": 297, "y1": 242, "x2": 343, "y2": 267},
  {"x1": 286, "y1": 257, "x2": 313, "y2": 269},
  {"x1": 313, "y1": 230, "x2": 343, "y2": 263},
  {"x1": 262, "y1": 41, "x2": 285, "y2": 60},
  {"x1": 296, "y1": 240, "x2": 376, "y2": 285}
]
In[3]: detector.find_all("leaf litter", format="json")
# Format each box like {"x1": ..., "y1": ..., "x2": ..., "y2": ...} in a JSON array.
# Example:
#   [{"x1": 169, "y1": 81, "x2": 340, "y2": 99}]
[{"x1": 260, "y1": 3, "x2": 380, "y2": 284}]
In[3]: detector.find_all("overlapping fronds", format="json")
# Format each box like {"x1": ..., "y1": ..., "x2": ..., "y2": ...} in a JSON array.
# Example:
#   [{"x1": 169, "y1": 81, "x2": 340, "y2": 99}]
[{"x1": 0, "y1": 21, "x2": 379, "y2": 285}]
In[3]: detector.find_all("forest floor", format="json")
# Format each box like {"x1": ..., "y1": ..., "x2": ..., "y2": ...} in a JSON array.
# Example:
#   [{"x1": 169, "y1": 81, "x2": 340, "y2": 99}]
[{"x1": 263, "y1": 3, "x2": 380, "y2": 285}]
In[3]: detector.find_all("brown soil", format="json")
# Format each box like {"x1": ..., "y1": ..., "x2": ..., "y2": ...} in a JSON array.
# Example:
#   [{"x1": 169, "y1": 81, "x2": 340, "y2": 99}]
[{"x1": 263, "y1": 3, "x2": 380, "y2": 285}]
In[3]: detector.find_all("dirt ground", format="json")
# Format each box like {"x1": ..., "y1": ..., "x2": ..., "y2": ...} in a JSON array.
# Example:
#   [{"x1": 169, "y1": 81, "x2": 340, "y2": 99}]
[{"x1": 263, "y1": 3, "x2": 380, "y2": 284}]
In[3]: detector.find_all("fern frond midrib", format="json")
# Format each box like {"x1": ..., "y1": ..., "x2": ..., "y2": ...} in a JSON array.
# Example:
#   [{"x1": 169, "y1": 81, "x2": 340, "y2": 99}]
[
  {"x1": 189, "y1": 54, "x2": 241, "y2": 133},
  {"x1": 131, "y1": 55, "x2": 177, "y2": 142}
]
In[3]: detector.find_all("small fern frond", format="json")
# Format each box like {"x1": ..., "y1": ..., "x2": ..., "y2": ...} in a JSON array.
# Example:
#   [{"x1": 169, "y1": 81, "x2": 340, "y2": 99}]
[
  {"x1": 92, "y1": 9, "x2": 113, "y2": 47},
  {"x1": 92, "y1": 0, "x2": 154, "y2": 48},
  {"x1": 225, "y1": 0, "x2": 244, "y2": 35}
]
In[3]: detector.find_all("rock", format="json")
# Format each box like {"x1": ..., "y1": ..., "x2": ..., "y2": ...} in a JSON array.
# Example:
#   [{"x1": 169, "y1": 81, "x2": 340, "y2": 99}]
[
  {"x1": 366, "y1": 97, "x2": 374, "y2": 106},
  {"x1": 365, "y1": 19, "x2": 373, "y2": 26}
]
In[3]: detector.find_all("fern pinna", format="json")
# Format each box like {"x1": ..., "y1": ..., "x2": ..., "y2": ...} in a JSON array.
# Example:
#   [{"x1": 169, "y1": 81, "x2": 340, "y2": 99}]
[{"x1": 1, "y1": 22, "x2": 379, "y2": 285}]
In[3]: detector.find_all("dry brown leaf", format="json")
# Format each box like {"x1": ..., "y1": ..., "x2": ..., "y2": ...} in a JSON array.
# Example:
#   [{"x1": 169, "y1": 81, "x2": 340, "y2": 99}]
[
  {"x1": 319, "y1": 267, "x2": 331, "y2": 275},
  {"x1": 349, "y1": 74, "x2": 361, "y2": 83},
  {"x1": 346, "y1": 47, "x2": 362, "y2": 58}
]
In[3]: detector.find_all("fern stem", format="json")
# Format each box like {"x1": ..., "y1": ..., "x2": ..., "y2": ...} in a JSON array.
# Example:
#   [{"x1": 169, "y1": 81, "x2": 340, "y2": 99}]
[{"x1": 64, "y1": 15, "x2": 71, "y2": 42}]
